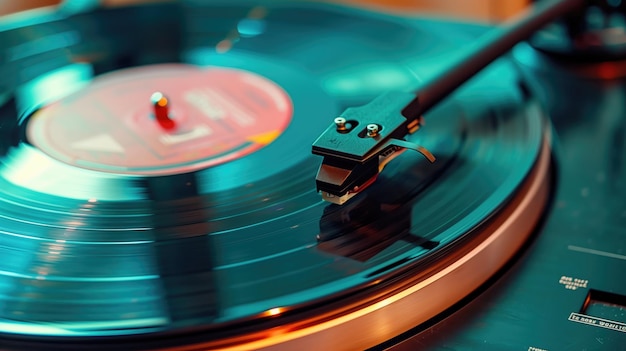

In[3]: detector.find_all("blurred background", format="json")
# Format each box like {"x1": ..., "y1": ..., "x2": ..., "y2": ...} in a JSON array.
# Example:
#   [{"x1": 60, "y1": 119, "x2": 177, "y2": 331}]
[{"x1": 0, "y1": 0, "x2": 528, "y2": 21}]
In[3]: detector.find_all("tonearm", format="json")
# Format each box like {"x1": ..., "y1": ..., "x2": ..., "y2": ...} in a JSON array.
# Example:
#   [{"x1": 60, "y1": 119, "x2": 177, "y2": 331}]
[{"x1": 312, "y1": 0, "x2": 592, "y2": 205}]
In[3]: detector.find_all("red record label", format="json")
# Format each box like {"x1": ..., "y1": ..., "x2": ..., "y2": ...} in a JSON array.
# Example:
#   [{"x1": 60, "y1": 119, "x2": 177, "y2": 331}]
[{"x1": 27, "y1": 64, "x2": 293, "y2": 175}]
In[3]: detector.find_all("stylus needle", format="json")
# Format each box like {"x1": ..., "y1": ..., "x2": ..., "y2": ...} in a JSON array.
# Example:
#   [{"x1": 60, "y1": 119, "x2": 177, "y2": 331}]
[{"x1": 312, "y1": 0, "x2": 586, "y2": 205}]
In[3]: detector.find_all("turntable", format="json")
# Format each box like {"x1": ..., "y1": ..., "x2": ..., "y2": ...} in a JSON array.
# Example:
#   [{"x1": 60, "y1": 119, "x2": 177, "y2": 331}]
[{"x1": 0, "y1": 0, "x2": 625, "y2": 350}]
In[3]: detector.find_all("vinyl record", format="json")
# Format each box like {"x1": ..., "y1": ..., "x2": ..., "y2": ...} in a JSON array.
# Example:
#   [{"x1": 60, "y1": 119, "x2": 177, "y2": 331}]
[{"x1": 0, "y1": 2, "x2": 551, "y2": 350}]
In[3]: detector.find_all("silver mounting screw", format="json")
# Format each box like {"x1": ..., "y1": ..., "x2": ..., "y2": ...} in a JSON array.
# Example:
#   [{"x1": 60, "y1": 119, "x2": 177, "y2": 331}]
[
  {"x1": 366, "y1": 124, "x2": 379, "y2": 137},
  {"x1": 334, "y1": 117, "x2": 347, "y2": 131}
]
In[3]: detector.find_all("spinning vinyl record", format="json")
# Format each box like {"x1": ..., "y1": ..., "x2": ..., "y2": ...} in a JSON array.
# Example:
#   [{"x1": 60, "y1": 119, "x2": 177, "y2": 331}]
[{"x1": 0, "y1": 1, "x2": 551, "y2": 350}]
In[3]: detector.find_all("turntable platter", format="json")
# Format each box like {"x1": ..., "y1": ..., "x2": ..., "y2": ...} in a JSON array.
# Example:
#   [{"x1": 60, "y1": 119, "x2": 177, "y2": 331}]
[{"x1": 0, "y1": 2, "x2": 551, "y2": 350}]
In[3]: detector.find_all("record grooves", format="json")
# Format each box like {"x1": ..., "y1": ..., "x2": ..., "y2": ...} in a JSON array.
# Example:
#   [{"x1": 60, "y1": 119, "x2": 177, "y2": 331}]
[{"x1": 0, "y1": 1, "x2": 560, "y2": 350}]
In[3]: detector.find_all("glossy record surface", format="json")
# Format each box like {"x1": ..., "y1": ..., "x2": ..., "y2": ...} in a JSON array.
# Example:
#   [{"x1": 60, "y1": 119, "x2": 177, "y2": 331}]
[{"x1": 0, "y1": 1, "x2": 544, "y2": 345}]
